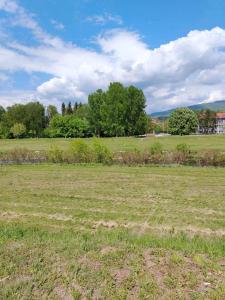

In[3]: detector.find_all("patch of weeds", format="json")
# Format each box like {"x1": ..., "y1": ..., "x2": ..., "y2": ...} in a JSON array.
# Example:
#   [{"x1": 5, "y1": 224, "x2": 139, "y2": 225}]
[
  {"x1": 164, "y1": 273, "x2": 179, "y2": 289},
  {"x1": 169, "y1": 252, "x2": 185, "y2": 265}
]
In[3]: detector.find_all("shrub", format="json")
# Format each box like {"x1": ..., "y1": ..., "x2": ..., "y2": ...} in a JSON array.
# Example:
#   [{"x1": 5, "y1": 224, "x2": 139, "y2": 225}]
[
  {"x1": 93, "y1": 139, "x2": 112, "y2": 164},
  {"x1": 149, "y1": 142, "x2": 163, "y2": 155},
  {"x1": 10, "y1": 123, "x2": 26, "y2": 138},
  {"x1": 176, "y1": 143, "x2": 190, "y2": 153},
  {"x1": 49, "y1": 115, "x2": 91, "y2": 138},
  {"x1": 213, "y1": 152, "x2": 225, "y2": 167},
  {"x1": 172, "y1": 143, "x2": 192, "y2": 164},
  {"x1": 47, "y1": 145, "x2": 64, "y2": 163},
  {"x1": 69, "y1": 140, "x2": 93, "y2": 163}
]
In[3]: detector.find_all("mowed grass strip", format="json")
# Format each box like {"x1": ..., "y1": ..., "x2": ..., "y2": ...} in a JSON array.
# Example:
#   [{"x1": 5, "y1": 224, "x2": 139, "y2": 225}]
[
  {"x1": 0, "y1": 134, "x2": 225, "y2": 152},
  {"x1": 0, "y1": 164, "x2": 225, "y2": 299}
]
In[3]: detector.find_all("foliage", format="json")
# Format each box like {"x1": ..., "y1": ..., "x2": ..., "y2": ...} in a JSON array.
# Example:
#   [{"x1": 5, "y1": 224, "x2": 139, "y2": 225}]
[
  {"x1": 73, "y1": 103, "x2": 90, "y2": 119},
  {"x1": 93, "y1": 139, "x2": 112, "y2": 164},
  {"x1": 49, "y1": 115, "x2": 91, "y2": 138},
  {"x1": 0, "y1": 122, "x2": 10, "y2": 138},
  {"x1": 47, "y1": 145, "x2": 64, "y2": 163},
  {"x1": 168, "y1": 108, "x2": 199, "y2": 135},
  {"x1": 149, "y1": 142, "x2": 163, "y2": 155},
  {"x1": 88, "y1": 89, "x2": 105, "y2": 136},
  {"x1": 176, "y1": 143, "x2": 190, "y2": 153},
  {"x1": 0, "y1": 106, "x2": 5, "y2": 122},
  {"x1": 46, "y1": 105, "x2": 58, "y2": 122},
  {"x1": 66, "y1": 101, "x2": 73, "y2": 115},
  {"x1": 10, "y1": 123, "x2": 26, "y2": 138},
  {"x1": 88, "y1": 83, "x2": 148, "y2": 137},
  {"x1": 61, "y1": 102, "x2": 66, "y2": 116},
  {"x1": 3, "y1": 102, "x2": 46, "y2": 137},
  {"x1": 69, "y1": 140, "x2": 93, "y2": 163}
]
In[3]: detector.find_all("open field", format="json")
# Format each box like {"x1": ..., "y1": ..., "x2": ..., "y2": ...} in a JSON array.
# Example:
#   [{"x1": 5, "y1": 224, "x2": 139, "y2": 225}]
[
  {"x1": 0, "y1": 164, "x2": 225, "y2": 299},
  {"x1": 0, "y1": 135, "x2": 225, "y2": 153}
]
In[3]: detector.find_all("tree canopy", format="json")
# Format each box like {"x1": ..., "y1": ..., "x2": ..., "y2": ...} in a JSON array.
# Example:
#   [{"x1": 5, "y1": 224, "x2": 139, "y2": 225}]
[
  {"x1": 3, "y1": 102, "x2": 45, "y2": 137},
  {"x1": 88, "y1": 82, "x2": 148, "y2": 137},
  {"x1": 168, "y1": 108, "x2": 199, "y2": 135}
]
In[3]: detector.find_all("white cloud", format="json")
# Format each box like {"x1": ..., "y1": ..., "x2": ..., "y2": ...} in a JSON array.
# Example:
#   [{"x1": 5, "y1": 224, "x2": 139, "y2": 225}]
[
  {"x1": 0, "y1": 0, "x2": 18, "y2": 13},
  {"x1": 51, "y1": 20, "x2": 65, "y2": 30},
  {"x1": 1, "y1": 1, "x2": 225, "y2": 112},
  {"x1": 86, "y1": 13, "x2": 123, "y2": 25}
]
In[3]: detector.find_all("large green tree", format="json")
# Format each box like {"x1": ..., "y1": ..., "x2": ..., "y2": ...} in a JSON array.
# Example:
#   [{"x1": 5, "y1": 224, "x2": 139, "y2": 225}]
[
  {"x1": 168, "y1": 108, "x2": 198, "y2": 135},
  {"x1": 125, "y1": 85, "x2": 147, "y2": 135},
  {"x1": 88, "y1": 83, "x2": 148, "y2": 137},
  {"x1": 88, "y1": 89, "x2": 105, "y2": 136},
  {"x1": 4, "y1": 102, "x2": 45, "y2": 137},
  {"x1": 66, "y1": 102, "x2": 73, "y2": 115},
  {"x1": 24, "y1": 102, "x2": 46, "y2": 136}
]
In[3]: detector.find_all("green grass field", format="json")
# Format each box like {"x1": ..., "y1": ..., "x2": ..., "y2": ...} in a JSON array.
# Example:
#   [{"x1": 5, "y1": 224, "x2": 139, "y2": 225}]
[
  {"x1": 0, "y1": 135, "x2": 225, "y2": 153},
  {"x1": 0, "y1": 164, "x2": 224, "y2": 299}
]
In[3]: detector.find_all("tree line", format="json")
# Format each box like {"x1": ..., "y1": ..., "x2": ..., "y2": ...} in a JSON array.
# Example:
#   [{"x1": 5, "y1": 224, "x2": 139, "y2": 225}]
[
  {"x1": 0, "y1": 80, "x2": 219, "y2": 139},
  {"x1": 0, "y1": 82, "x2": 148, "y2": 138}
]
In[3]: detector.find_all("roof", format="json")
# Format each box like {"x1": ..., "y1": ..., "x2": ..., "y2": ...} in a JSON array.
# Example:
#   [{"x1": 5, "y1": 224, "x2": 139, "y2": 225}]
[{"x1": 216, "y1": 112, "x2": 225, "y2": 119}]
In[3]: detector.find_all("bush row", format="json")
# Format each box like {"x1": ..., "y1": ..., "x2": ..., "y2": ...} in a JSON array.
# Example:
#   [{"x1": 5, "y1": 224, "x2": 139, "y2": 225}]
[{"x1": 1, "y1": 141, "x2": 225, "y2": 167}]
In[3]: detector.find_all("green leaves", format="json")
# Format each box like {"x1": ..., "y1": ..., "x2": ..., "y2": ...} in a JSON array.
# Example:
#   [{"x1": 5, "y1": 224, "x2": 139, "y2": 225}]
[
  {"x1": 168, "y1": 108, "x2": 199, "y2": 135},
  {"x1": 49, "y1": 115, "x2": 91, "y2": 138},
  {"x1": 88, "y1": 83, "x2": 148, "y2": 137}
]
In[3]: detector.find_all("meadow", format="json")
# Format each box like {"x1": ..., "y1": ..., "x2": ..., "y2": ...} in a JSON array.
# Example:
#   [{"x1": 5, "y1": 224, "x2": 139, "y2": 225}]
[
  {"x1": 0, "y1": 134, "x2": 225, "y2": 153},
  {"x1": 0, "y1": 164, "x2": 224, "y2": 299}
]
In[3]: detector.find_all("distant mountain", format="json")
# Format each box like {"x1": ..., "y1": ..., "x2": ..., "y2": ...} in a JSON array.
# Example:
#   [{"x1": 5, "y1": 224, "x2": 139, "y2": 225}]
[{"x1": 151, "y1": 100, "x2": 225, "y2": 118}]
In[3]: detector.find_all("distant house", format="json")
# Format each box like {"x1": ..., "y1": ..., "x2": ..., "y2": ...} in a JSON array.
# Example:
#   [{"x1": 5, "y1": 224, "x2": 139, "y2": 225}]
[
  {"x1": 215, "y1": 112, "x2": 225, "y2": 134},
  {"x1": 197, "y1": 112, "x2": 225, "y2": 134}
]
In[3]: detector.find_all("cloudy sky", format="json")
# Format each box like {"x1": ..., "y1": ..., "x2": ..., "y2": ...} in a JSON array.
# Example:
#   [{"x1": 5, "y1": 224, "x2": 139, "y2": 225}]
[{"x1": 1, "y1": 0, "x2": 225, "y2": 112}]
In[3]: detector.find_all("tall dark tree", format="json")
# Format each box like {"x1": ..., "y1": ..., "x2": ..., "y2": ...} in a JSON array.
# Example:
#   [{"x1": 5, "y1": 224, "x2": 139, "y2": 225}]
[
  {"x1": 61, "y1": 102, "x2": 66, "y2": 116},
  {"x1": 66, "y1": 102, "x2": 73, "y2": 115},
  {"x1": 0, "y1": 106, "x2": 5, "y2": 122},
  {"x1": 73, "y1": 102, "x2": 78, "y2": 113}
]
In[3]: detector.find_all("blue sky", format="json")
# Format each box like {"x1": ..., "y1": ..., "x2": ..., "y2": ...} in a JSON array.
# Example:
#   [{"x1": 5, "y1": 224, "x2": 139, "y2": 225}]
[{"x1": 1, "y1": 0, "x2": 225, "y2": 112}]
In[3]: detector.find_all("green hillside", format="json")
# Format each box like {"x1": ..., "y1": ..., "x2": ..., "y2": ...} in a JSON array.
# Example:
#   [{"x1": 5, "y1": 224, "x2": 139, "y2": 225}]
[{"x1": 151, "y1": 100, "x2": 225, "y2": 118}]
